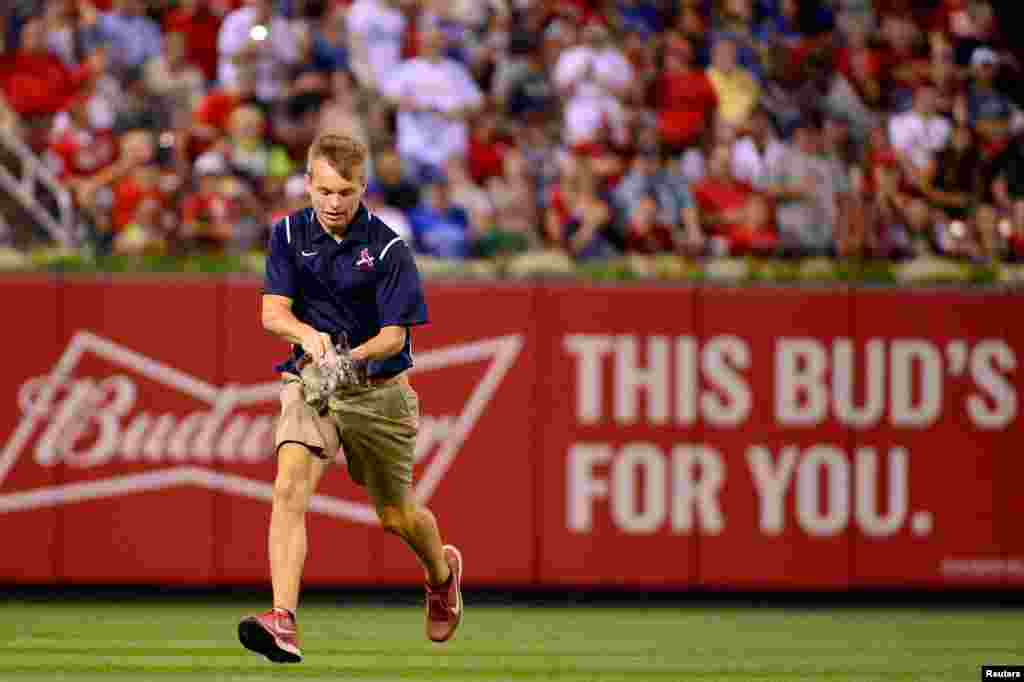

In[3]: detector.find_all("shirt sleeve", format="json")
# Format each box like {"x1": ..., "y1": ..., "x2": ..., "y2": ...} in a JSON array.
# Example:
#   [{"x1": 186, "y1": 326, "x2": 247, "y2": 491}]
[
  {"x1": 888, "y1": 115, "x2": 912, "y2": 156},
  {"x1": 376, "y1": 237, "x2": 428, "y2": 327},
  {"x1": 378, "y1": 60, "x2": 408, "y2": 100},
  {"x1": 263, "y1": 217, "x2": 297, "y2": 298},
  {"x1": 217, "y1": 11, "x2": 247, "y2": 57},
  {"x1": 271, "y1": 17, "x2": 300, "y2": 64}
]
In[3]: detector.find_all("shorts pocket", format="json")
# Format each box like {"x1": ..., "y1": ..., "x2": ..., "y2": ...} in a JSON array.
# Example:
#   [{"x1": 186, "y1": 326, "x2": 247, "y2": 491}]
[{"x1": 397, "y1": 385, "x2": 419, "y2": 420}]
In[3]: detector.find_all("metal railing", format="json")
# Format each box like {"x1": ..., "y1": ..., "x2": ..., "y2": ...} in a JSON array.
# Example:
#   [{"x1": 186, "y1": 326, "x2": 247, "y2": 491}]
[{"x1": 0, "y1": 127, "x2": 76, "y2": 248}]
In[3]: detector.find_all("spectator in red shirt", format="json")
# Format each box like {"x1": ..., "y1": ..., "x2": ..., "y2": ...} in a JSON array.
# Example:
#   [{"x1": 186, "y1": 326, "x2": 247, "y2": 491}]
[
  {"x1": 652, "y1": 36, "x2": 718, "y2": 155},
  {"x1": 693, "y1": 143, "x2": 777, "y2": 256},
  {"x1": 180, "y1": 151, "x2": 237, "y2": 252},
  {"x1": 69, "y1": 128, "x2": 157, "y2": 243},
  {"x1": 46, "y1": 94, "x2": 119, "y2": 191},
  {"x1": 623, "y1": 195, "x2": 677, "y2": 255},
  {"x1": 163, "y1": 0, "x2": 224, "y2": 82},
  {"x1": 544, "y1": 154, "x2": 619, "y2": 260},
  {"x1": 877, "y1": 14, "x2": 930, "y2": 109},
  {"x1": 0, "y1": 17, "x2": 98, "y2": 148},
  {"x1": 467, "y1": 111, "x2": 509, "y2": 185},
  {"x1": 186, "y1": 64, "x2": 260, "y2": 160}
]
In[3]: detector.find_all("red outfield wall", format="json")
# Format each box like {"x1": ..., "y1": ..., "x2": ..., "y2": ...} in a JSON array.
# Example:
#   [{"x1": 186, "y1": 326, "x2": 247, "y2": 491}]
[{"x1": 0, "y1": 277, "x2": 1020, "y2": 588}]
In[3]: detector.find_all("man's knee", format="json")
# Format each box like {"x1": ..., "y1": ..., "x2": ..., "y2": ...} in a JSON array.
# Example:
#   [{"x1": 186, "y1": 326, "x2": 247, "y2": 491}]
[
  {"x1": 273, "y1": 443, "x2": 316, "y2": 513},
  {"x1": 273, "y1": 474, "x2": 309, "y2": 513}
]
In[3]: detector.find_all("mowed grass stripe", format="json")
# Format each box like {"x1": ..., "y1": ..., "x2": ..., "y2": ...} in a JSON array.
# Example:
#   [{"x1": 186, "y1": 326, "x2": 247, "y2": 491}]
[{"x1": 0, "y1": 601, "x2": 1021, "y2": 680}]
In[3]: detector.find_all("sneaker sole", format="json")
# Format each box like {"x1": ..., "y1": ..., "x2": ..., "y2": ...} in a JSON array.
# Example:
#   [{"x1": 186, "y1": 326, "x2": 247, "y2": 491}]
[{"x1": 238, "y1": 618, "x2": 302, "y2": 663}]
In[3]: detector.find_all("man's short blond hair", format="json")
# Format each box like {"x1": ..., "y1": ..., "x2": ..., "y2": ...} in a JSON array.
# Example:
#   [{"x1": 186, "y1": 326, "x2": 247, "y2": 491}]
[{"x1": 307, "y1": 133, "x2": 368, "y2": 182}]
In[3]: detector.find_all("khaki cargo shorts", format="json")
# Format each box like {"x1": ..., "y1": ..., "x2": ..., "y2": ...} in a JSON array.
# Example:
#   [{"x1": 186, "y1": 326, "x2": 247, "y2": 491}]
[{"x1": 275, "y1": 372, "x2": 420, "y2": 506}]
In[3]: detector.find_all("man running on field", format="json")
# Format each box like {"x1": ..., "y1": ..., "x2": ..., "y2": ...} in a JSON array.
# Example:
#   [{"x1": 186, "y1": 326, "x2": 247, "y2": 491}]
[{"x1": 238, "y1": 132, "x2": 463, "y2": 663}]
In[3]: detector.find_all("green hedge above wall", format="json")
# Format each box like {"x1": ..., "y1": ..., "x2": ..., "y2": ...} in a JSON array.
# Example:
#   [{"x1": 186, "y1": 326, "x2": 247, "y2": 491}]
[{"x1": 1, "y1": 246, "x2": 1019, "y2": 287}]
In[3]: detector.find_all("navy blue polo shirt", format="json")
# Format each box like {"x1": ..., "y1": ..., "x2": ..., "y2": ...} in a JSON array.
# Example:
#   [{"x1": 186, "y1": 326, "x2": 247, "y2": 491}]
[{"x1": 263, "y1": 204, "x2": 429, "y2": 378}]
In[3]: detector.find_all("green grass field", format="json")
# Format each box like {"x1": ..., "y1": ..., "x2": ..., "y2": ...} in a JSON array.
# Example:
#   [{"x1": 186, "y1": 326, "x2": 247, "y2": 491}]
[{"x1": 1, "y1": 596, "x2": 1022, "y2": 681}]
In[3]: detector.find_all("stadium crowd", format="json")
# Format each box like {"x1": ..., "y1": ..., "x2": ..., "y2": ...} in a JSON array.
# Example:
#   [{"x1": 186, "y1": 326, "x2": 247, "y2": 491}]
[{"x1": 1, "y1": 0, "x2": 1023, "y2": 264}]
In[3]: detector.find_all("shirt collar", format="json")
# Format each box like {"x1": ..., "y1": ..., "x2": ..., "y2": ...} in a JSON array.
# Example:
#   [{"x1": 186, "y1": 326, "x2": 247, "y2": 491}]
[{"x1": 312, "y1": 204, "x2": 371, "y2": 245}]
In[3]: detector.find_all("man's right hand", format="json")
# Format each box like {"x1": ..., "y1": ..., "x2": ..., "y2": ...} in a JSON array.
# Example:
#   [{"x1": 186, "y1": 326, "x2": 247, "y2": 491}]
[{"x1": 299, "y1": 328, "x2": 337, "y2": 362}]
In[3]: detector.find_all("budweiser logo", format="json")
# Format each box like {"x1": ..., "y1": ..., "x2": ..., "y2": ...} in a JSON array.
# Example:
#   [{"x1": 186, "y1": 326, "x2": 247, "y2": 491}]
[{"x1": 0, "y1": 331, "x2": 523, "y2": 524}]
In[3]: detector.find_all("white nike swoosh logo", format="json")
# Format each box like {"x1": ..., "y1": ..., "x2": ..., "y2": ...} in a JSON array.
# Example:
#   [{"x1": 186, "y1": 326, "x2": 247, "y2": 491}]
[{"x1": 302, "y1": 251, "x2": 317, "y2": 257}]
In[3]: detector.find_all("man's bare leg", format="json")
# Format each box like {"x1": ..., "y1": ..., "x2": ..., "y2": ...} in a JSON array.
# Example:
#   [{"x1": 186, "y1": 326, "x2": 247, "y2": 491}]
[
  {"x1": 270, "y1": 443, "x2": 329, "y2": 612},
  {"x1": 378, "y1": 503, "x2": 450, "y2": 586}
]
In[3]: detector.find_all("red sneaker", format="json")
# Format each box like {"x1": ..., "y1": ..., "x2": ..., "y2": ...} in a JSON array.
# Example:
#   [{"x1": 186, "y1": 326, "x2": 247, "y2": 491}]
[
  {"x1": 238, "y1": 609, "x2": 302, "y2": 663},
  {"x1": 425, "y1": 544, "x2": 464, "y2": 643}
]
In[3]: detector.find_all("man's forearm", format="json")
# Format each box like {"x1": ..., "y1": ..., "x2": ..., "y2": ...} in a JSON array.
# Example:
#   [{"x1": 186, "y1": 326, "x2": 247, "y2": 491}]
[
  {"x1": 262, "y1": 307, "x2": 316, "y2": 347},
  {"x1": 351, "y1": 327, "x2": 406, "y2": 362}
]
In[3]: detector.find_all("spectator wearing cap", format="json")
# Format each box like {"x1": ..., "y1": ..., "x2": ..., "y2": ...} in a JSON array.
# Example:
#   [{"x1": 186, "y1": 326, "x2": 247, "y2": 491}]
[
  {"x1": 347, "y1": 0, "x2": 406, "y2": 94},
  {"x1": 380, "y1": 26, "x2": 484, "y2": 184},
  {"x1": 888, "y1": 85, "x2": 951, "y2": 177},
  {"x1": 966, "y1": 46, "x2": 1014, "y2": 157},
  {"x1": 79, "y1": 0, "x2": 163, "y2": 78},
  {"x1": 707, "y1": 37, "x2": 761, "y2": 128},
  {"x1": 652, "y1": 36, "x2": 718, "y2": 155},
  {"x1": 217, "y1": 0, "x2": 300, "y2": 103}
]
